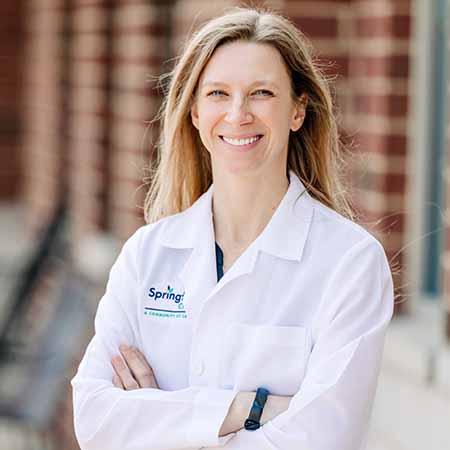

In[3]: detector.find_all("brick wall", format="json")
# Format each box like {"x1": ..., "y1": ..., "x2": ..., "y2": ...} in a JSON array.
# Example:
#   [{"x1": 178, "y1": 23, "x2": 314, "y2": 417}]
[
  {"x1": 20, "y1": 0, "x2": 165, "y2": 242},
  {"x1": 172, "y1": 0, "x2": 284, "y2": 55},
  {"x1": 19, "y1": 0, "x2": 412, "y2": 274}
]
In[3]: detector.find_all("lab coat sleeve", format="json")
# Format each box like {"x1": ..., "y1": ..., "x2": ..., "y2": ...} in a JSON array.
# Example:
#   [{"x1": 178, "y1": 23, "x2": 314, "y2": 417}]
[
  {"x1": 71, "y1": 227, "x2": 239, "y2": 450},
  {"x1": 207, "y1": 237, "x2": 394, "y2": 450}
]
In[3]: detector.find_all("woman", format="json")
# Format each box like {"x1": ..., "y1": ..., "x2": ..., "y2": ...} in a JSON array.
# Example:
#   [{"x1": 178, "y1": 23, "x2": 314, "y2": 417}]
[{"x1": 71, "y1": 6, "x2": 394, "y2": 450}]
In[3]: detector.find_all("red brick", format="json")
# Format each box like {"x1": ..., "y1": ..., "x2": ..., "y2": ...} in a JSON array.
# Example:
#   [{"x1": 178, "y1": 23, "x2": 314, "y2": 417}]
[
  {"x1": 317, "y1": 55, "x2": 349, "y2": 78},
  {"x1": 354, "y1": 93, "x2": 408, "y2": 117},
  {"x1": 352, "y1": 54, "x2": 409, "y2": 78},
  {"x1": 114, "y1": 0, "x2": 151, "y2": 4},
  {"x1": 356, "y1": 171, "x2": 406, "y2": 196},
  {"x1": 361, "y1": 209, "x2": 405, "y2": 233},
  {"x1": 356, "y1": 15, "x2": 410, "y2": 38},
  {"x1": 293, "y1": 16, "x2": 338, "y2": 39},
  {"x1": 113, "y1": 23, "x2": 166, "y2": 36},
  {"x1": 74, "y1": 0, "x2": 108, "y2": 6},
  {"x1": 357, "y1": 133, "x2": 407, "y2": 155},
  {"x1": 388, "y1": 54, "x2": 410, "y2": 77},
  {"x1": 383, "y1": 172, "x2": 407, "y2": 194}
]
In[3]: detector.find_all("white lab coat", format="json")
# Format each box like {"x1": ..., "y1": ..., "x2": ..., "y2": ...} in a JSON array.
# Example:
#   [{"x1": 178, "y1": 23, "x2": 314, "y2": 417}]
[{"x1": 71, "y1": 171, "x2": 394, "y2": 450}]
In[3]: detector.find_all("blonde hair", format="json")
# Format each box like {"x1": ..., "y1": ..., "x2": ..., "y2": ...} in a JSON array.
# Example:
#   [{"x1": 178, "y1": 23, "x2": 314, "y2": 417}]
[{"x1": 143, "y1": 5, "x2": 354, "y2": 223}]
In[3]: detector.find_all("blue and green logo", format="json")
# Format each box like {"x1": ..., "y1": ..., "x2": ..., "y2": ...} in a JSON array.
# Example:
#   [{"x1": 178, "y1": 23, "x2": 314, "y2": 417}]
[
  {"x1": 148, "y1": 285, "x2": 185, "y2": 307},
  {"x1": 145, "y1": 285, "x2": 187, "y2": 318}
]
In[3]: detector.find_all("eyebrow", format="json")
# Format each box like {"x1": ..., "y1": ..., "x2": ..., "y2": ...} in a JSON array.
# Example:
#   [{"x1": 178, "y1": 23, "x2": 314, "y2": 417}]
[{"x1": 200, "y1": 80, "x2": 279, "y2": 90}]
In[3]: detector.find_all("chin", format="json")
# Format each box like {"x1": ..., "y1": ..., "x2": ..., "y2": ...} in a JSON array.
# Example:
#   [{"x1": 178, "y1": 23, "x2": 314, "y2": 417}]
[{"x1": 218, "y1": 161, "x2": 266, "y2": 178}]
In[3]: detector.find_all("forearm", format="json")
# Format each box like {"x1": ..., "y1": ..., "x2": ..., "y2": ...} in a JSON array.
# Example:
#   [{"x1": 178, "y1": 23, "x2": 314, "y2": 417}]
[
  {"x1": 219, "y1": 392, "x2": 291, "y2": 436},
  {"x1": 73, "y1": 337, "x2": 239, "y2": 450}
]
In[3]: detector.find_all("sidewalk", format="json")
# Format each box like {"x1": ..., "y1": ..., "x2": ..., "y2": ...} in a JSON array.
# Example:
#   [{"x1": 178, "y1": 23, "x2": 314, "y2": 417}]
[{"x1": 367, "y1": 302, "x2": 450, "y2": 450}]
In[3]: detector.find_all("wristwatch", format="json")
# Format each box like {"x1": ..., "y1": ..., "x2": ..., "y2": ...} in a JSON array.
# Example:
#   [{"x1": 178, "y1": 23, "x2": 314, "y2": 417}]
[{"x1": 244, "y1": 387, "x2": 270, "y2": 431}]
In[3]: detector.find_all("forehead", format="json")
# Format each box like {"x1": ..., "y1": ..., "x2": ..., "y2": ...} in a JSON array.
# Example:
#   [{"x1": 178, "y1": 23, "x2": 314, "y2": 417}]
[{"x1": 198, "y1": 41, "x2": 290, "y2": 88}]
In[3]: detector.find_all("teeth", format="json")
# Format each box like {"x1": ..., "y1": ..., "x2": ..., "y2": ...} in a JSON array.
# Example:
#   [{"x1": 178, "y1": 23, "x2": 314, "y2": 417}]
[{"x1": 222, "y1": 135, "x2": 261, "y2": 146}]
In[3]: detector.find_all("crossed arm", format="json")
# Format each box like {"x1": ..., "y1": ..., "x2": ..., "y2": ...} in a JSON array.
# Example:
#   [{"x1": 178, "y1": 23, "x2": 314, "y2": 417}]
[{"x1": 111, "y1": 344, "x2": 292, "y2": 437}]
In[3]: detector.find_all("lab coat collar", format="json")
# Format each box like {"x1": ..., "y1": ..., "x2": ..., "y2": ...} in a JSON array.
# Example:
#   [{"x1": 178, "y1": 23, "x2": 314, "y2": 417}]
[
  {"x1": 159, "y1": 170, "x2": 315, "y2": 263},
  {"x1": 256, "y1": 171, "x2": 314, "y2": 261}
]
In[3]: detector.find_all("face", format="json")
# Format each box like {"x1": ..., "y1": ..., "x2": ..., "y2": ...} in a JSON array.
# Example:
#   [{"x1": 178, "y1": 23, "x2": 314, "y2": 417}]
[{"x1": 190, "y1": 40, "x2": 306, "y2": 178}]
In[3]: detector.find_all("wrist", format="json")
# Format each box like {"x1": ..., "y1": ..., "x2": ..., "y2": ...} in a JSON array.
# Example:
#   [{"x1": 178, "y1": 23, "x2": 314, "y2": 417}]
[
  {"x1": 219, "y1": 391, "x2": 254, "y2": 436},
  {"x1": 239, "y1": 391, "x2": 256, "y2": 426},
  {"x1": 241, "y1": 391, "x2": 273, "y2": 425}
]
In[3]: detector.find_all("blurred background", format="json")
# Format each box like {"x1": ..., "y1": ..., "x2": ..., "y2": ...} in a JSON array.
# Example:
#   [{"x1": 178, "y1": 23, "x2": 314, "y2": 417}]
[{"x1": 0, "y1": 0, "x2": 449, "y2": 449}]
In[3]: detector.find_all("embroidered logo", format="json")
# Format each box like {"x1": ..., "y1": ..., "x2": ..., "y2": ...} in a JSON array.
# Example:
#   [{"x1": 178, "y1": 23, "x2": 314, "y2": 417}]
[{"x1": 144, "y1": 284, "x2": 187, "y2": 319}]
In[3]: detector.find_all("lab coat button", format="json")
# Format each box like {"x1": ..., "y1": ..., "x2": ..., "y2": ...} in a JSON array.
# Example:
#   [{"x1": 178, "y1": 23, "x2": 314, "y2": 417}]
[{"x1": 194, "y1": 360, "x2": 204, "y2": 375}]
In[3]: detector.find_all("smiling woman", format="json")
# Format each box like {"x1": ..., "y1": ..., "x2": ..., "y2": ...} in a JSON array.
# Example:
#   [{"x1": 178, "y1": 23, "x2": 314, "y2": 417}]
[
  {"x1": 144, "y1": 8, "x2": 350, "y2": 224},
  {"x1": 71, "y1": 5, "x2": 394, "y2": 450},
  {"x1": 190, "y1": 41, "x2": 306, "y2": 178}
]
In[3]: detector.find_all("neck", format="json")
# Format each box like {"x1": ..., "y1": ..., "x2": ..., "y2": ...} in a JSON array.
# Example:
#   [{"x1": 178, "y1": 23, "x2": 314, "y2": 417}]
[{"x1": 212, "y1": 169, "x2": 289, "y2": 251}]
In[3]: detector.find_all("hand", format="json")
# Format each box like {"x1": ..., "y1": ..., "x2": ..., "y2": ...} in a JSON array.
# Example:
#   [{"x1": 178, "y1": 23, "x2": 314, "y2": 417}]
[{"x1": 111, "y1": 344, "x2": 160, "y2": 390}]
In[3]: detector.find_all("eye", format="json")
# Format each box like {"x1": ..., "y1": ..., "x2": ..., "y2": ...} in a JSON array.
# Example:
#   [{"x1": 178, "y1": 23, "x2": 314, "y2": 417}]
[
  {"x1": 253, "y1": 89, "x2": 273, "y2": 96},
  {"x1": 207, "y1": 90, "x2": 227, "y2": 97}
]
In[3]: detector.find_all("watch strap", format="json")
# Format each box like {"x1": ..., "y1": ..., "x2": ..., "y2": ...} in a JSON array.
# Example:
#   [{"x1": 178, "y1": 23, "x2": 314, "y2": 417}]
[{"x1": 244, "y1": 387, "x2": 270, "y2": 431}]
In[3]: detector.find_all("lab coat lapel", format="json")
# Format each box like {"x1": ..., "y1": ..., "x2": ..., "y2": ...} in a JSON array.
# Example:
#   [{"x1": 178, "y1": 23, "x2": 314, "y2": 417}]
[
  {"x1": 159, "y1": 186, "x2": 218, "y2": 304},
  {"x1": 158, "y1": 183, "x2": 261, "y2": 306},
  {"x1": 255, "y1": 170, "x2": 314, "y2": 262},
  {"x1": 158, "y1": 171, "x2": 314, "y2": 305},
  {"x1": 206, "y1": 171, "x2": 314, "y2": 299}
]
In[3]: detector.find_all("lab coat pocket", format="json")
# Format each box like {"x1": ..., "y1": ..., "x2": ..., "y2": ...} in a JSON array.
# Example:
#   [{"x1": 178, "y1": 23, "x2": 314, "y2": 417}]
[{"x1": 220, "y1": 323, "x2": 308, "y2": 396}]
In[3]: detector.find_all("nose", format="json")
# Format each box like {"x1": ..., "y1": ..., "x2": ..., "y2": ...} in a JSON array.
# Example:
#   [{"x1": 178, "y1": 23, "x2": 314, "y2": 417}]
[{"x1": 224, "y1": 97, "x2": 253, "y2": 125}]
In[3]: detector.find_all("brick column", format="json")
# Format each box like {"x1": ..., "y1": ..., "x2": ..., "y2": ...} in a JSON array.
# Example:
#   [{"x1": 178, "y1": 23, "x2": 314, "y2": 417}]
[
  {"x1": 69, "y1": 0, "x2": 112, "y2": 241},
  {"x1": 21, "y1": 0, "x2": 67, "y2": 232},
  {"x1": 108, "y1": 0, "x2": 169, "y2": 239},
  {"x1": 347, "y1": 0, "x2": 411, "y2": 314}
]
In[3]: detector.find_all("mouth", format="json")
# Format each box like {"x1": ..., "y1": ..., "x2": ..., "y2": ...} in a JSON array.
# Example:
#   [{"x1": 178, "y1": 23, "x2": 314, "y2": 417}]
[{"x1": 219, "y1": 134, "x2": 264, "y2": 150}]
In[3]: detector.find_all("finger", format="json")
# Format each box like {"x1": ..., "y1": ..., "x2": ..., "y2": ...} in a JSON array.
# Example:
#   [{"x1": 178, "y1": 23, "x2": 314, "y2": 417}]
[
  {"x1": 111, "y1": 355, "x2": 139, "y2": 390},
  {"x1": 119, "y1": 345, "x2": 156, "y2": 389},
  {"x1": 131, "y1": 347, "x2": 156, "y2": 377},
  {"x1": 121, "y1": 345, "x2": 159, "y2": 388},
  {"x1": 133, "y1": 347, "x2": 160, "y2": 388},
  {"x1": 112, "y1": 373, "x2": 124, "y2": 389}
]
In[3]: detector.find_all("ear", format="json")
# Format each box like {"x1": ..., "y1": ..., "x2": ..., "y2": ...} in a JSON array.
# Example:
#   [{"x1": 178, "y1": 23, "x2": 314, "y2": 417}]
[
  {"x1": 191, "y1": 101, "x2": 199, "y2": 130},
  {"x1": 290, "y1": 93, "x2": 308, "y2": 132}
]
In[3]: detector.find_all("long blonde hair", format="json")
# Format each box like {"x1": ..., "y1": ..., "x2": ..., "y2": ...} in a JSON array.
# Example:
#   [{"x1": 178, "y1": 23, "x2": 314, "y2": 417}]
[{"x1": 143, "y1": 5, "x2": 354, "y2": 223}]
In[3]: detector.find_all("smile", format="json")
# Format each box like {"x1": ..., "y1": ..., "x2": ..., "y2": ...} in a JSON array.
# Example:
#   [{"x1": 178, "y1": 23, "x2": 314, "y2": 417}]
[{"x1": 219, "y1": 135, "x2": 263, "y2": 146}]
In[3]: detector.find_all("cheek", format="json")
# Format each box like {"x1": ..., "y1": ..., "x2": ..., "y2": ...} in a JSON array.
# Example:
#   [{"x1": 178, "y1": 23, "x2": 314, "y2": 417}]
[
  {"x1": 272, "y1": 110, "x2": 294, "y2": 138},
  {"x1": 257, "y1": 103, "x2": 287, "y2": 126},
  {"x1": 197, "y1": 106, "x2": 223, "y2": 144},
  {"x1": 197, "y1": 101, "x2": 221, "y2": 122}
]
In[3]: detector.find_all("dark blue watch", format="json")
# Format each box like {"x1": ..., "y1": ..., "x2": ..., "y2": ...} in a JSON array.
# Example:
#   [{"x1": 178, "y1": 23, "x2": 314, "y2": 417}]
[{"x1": 244, "y1": 387, "x2": 270, "y2": 431}]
